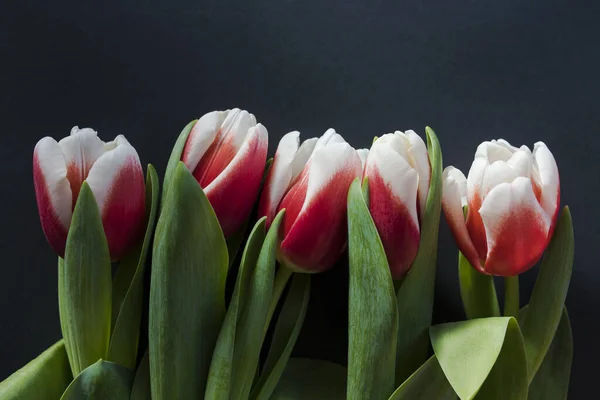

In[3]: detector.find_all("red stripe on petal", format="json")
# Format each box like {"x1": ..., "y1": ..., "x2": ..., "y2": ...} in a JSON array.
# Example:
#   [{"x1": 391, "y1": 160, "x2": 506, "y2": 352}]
[
  {"x1": 278, "y1": 170, "x2": 309, "y2": 237},
  {"x1": 100, "y1": 157, "x2": 146, "y2": 261},
  {"x1": 466, "y1": 192, "x2": 488, "y2": 262},
  {"x1": 368, "y1": 171, "x2": 420, "y2": 279},
  {"x1": 192, "y1": 131, "x2": 239, "y2": 188},
  {"x1": 33, "y1": 153, "x2": 69, "y2": 257}
]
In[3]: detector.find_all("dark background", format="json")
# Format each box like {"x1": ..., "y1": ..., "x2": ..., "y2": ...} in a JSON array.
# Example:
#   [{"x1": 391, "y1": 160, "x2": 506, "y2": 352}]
[{"x1": 2, "y1": 1, "x2": 598, "y2": 398}]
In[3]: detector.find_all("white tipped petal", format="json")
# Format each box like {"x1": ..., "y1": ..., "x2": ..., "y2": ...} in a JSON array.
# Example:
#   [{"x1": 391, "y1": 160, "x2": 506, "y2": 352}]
[
  {"x1": 475, "y1": 141, "x2": 514, "y2": 162},
  {"x1": 506, "y1": 149, "x2": 533, "y2": 178},
  {"x1": 404, "y1": 130, "x2": 431, "y2": 216},
  {"x1": 481, "y1": 161, "x2": 519, "y2": 196},
  {"x1": 444, "y1": 166, "x2": 468, "y2": 207},
  {"x1": 290, "y1": 137, "x2": 318, "y2": 181},
  {"x1": 533, "y1": 142, "x2": 560, "y2": 218},
  {"x1": 58, "y1": 127, "x2": 105, "y2": 176},
  {"x1": 182, "y1": 111, "x2": 227, "y2": 171},
  {"x1": 219, "y1": 108, "x2": 255, "y2": 151},
  {"x1": 466, "y1": 157, "x2": 488, "y2": 204},
  {"x1": 356, "y1": 148, "x2": 369, "y2": 173}
]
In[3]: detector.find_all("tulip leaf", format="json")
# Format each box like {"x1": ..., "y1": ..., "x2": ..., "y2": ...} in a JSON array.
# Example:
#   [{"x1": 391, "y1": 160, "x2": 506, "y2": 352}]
[
  {"x1": 229, "y1": 210, "x2": 285, "y2": 400},
  {"x1": 265, "y1": 265, "x2": 294, "y2": 330},
  {"x1": 395, "y1": 126, "x2": 442, "y2": 383},
  {"x1": 149, "y1": 162, "x2": 228, "y2": 400},
  {"x1": 130, "y1": 351, "x2": 151, "y2": 400},
  {"x1": 251, "y1": 274, "x2": 311, "y2": 400},
  {"x1": 387, "y1": 356, "x2": 456, "y2": 400},
  {"x1": 0, "y1": 340, "x2": 72, "y2": 399},
  {"x1": 107, "y1": 164, "x2": 159, "y2": 370},
  {"x1": 205, "y1": 217, "x2": 267, "y2": 399},
  {"x1": 60, "y1": 182, "x2": 112, "y2": 376},
  {"x1": 520, "y1": 207, "x2": 574, "y2": 379},
  {"x1": 458, "y1": 250, "x2": 500, "y2": 319},
  {"x1": 527, "y1": 307, "x2": 573, "y2": 400},
  {"x1": 430, "y1": 317, "x2": 527, "y2": 400},
  {"x1": 60, "y1": 359, "x2": 132, "y2": 400},
  {"x1": 162, "y1": 119, "x2": 196, "y2": 202},
  {"x1": 347, "y1": 178, "x2": 398, "y2": 400},
  {"x1": 270, "y1": 358, "x2": 347, "y2": 400}
]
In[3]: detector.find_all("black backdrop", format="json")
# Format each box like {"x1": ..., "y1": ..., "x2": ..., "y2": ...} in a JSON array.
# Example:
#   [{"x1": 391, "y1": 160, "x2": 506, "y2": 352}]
[{"x1": 2, "y1": 1, "x2": 599, "y2": 398}]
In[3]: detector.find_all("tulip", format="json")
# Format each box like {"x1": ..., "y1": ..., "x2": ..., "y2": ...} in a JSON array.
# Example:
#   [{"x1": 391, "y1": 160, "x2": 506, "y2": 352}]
[
  {"x1": 33, "y1": 127, "x2": 146, "y2": 260},
  {"x1": 363, "y1": 131, "x2": 431, "y2": 279},
  {"x1": 181, "y1": 108, "x2": 268, "y2": 237},
  {"x1": 258, "y1": 129, "x2": 362, "y2": 273},
  {"x1": 442, "y1": 139, "x2": 560, "y2": 276}
]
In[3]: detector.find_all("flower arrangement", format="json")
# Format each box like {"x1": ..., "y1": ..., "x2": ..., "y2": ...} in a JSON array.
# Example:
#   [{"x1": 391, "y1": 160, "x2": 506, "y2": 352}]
[{"x1": 0, "y1": 108, "x2": 573, "y2": 400}]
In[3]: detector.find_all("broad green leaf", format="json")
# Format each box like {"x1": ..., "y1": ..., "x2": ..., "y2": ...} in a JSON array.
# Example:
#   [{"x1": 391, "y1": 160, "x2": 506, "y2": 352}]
[
  {"x1": 347, "y1": 178, "x2": 398, "y2": 400},
  {"x1": 107, "y1": 164, "x2": 159, "y2": 370},
  {"x1": 251, "y1": 274, "x2": 311, "y2": 400},
  {"x1": 0, "y1": 340, "x2": 71, "y2": 399},
  {"x1": 458, "y1": 251, "x2": 500, "y2": 319},
  {"x1": 271, "y1": 358, "x2": 347, "y2": 400},
  {"x1": 520, "y1": 207, "x2": 574, "y2": 379},
  {"x1": 229, "y1": 210, "x2": 285, "y2": 400},
  {"x1": 527, "y1": 307, "x2": 572, "y2": 400},
  {"x1": 130, "y1": 351, "x2": 151, "y2": 400},
  {"x1": 60, "y1": 359, "x2": 132, "y2": 400},
  {"x1": 60, "y1": 182, "x2": 112, "y2": 376},
  {"x1": 430, "y1": 317, "x2": 527, "y2": 400},
  {"x1": 162, "y1": 120, "x2": 196, "y2": 203},
  {"x1": 265, "y1": 265, "x2": 294, "y2": 330},
  {"x1": 395, "y1": 127, "x2": 442, "y2": 383},
  {"x1": 205, "y1": 218, "x2": 267, "y2": 399},
  {"x1": 149, "y1": 162, "x2": 228, "y2": 400},
  {"x1": 388, "y1": 356, "x2": 456, "y2": 400}
]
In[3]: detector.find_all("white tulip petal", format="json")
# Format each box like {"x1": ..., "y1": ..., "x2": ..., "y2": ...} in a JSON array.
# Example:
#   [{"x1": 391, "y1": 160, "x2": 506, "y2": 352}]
[
  {"x1": 182, "y1": 110, "x2": 227, "y2": 172},
  {"x1": 492, "y1": 139, "x2": 520, "y2": 153},
  {"x1": 475, "y1": 141, "x2": 514, "y2": 162},
  {"x1": 290, "y1": 137, "x2": 318, "y2": 182},
  {"x1": 404, "y1": 130, "x2": 431, "y2": 216},
  {"x1": 466, "y1": 157, "x2": 488, "y2": 205},
  {"x1": 533, "y1": 142, "x2": 560, "y2": 218},
  {"x1": 376, "y1": 132, "x2": 410, "y2": 160},
  {"x1": 58, "y1": 127, "x2": 105, "y2": 178},
  {"x1": 444, "y1": 166, "x2": 468, "y2": 208},
  {"x1": 481, "y1": 161, "x2": 520, "y2": 196},
  {"x1": 356, "y1": 148, "x2": 369, "y2": 173},
  {"x1": 219, "y1": 108, "x2": 255, "y2": 152},
  {"x1": 506, "y1": 149, "x2": 533, "y2": 178}
]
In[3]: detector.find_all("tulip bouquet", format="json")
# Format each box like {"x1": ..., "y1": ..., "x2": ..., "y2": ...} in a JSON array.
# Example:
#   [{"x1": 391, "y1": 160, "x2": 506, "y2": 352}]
[{"x1": 0, "y1": 108, "x2": 573, "y2": 400}]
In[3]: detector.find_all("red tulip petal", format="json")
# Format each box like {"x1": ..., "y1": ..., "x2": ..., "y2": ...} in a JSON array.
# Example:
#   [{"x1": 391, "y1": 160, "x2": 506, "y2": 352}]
[
  {"x1": 366, "y1": 141, "x2": 420, "y2": 279},
  {"x1": 441, "y1": 167, "x2": 483, "y2": 273},
  {"x1": 87, "y1": 136, "x2": 146, "y2": 261},
  {"x1": 465, "y1": 157, "x2": 489, "y2": 261},
  {"x1": 205, "y1": 123, "x2": 268, "y2": 237},
  {"x1": 280, "y1": 142, "x2": 362, "y2": 272},
  {"x1": 33, "y1": 137, "x2": 72, "y2": 257},
  {"x1": 480, "y1": 177, "x2": 551, "y2": 276}
]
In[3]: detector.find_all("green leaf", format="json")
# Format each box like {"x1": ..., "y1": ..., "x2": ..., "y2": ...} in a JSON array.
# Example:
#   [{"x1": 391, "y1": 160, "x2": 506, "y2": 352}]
[
  {"x1": 162, "y1": 120, "x2": 196, "y2": 203},
  {"x1": 271, "y1": 358, "x2": 347, "y2": 400},
  {"x1": 59, "y1": 182, "x2": 112, "y2": 376},
  {"x1": 130, "y1": 351, "x2": 151, "y2": 400},
  {"x1": 60, "y1": 359, "x2": 132, "y2": 400},
  {"x1": 149, "y1": 162, "x2": 228, "y2": 400},
  {"x1": 520, "y1": 207, "x2": 574, "y2": 379},
  {"x1": 107, "y1": 164, "x2": 159, "y2": 370},
  {"x1": 430, "y1": 317, "x2": 527, "y2": 400},
  {"x1": 265, "y1": 265, "x2": 294, "y2": 331},
  {"x1": 204, "y1": 217, "x2": 267, "y2": 399},
  {"x1": 251, "y1": 274, "x2": 311, "y2": 400},
  {"x1": 526, "y1": 306, "x2": 572, "y2": 400},
  {"x1": 229, "y1": 210, "x2": 285, "y2": 400},
  {"x1": 458, "y1": 251, "x2": 500, "y2": 319},
  {"x1": 347, "y1": 178, "x2": 398, "y2": 400},
  {"x1": 0, "y1": 340, "x2": 72, "y2": 399},
  {"x1": 388, "y1": 356, "x2": 456, "y2": 400},
  {"x1": 395, "y1": 126, "x2": 443, "y2": 384}
]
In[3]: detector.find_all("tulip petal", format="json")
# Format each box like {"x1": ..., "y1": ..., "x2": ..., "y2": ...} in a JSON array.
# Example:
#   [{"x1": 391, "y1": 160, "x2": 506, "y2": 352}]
[
  {"x1": 290, "y1": 137, "x2": 318, "y2": 182},
  {"x1": 356, "y1": 148, "x2": 369, "y2": 174},
  {"x1": 465, "y1": 157, "x2": 489, "y2": 261},
  {"x1": 86, "y1": 136, "x2": 146, "y2": 261},
  {"x1": 533, "y1": 142, "x2": 560, "y2": 220},
  {"x1": 441, "y1": 167, "x2": 483, "y2": 273},
  {"x1": 480, "y1": 177, "x2": 552, "y2": 276},
  {"x1": 474, "y1": 141, "x2": 514, "y2": 163},
  {"x1": 182, "y1": 111, "x2": 227, "y2": 173},
  {"x1": 58, "y1": 127, "x2": 105, "y2": 205},
  {"x1": 366, "y1": 143, "x2": 420, "y2": 279},
  {"x1": 258, "y1": 131, "x2": 300, "y2": 227},
  {"x1": 206, "y1": 124, "x2": 268, "y2": 237},
  {"x1": 404, "y1": 130, "x2": 431, "y2": 217},
  {"x1": 280, "y1": 143, "x2": 362, "y2": 272},
  {"x1": 33, "y1": 137, "x2": 72, "y2": 256}
]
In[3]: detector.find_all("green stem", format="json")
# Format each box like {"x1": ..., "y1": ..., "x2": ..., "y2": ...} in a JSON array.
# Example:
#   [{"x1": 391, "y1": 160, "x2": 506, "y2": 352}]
[
  {"x1": 458, "y1": 252, "x2": 500, "y2": 319},
  {"x1": 504, "y1": 275, "x2": 520, "y2": 318},
  {"x1": 264, "y1": 265, "x2": 294, "y2": 333}
]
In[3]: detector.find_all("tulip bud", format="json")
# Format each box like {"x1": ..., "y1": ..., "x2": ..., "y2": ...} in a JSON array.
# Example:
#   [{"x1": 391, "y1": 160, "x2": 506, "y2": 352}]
[
  {"x1": 363, "y1": 131, "x2": 431, "y2": 279},
  {"x1": 258, "y1": 129, "x2": 362, "y2": 273},
  {"x1": 181, "y1": 108, "x2": 268, "y2": 237},
  {"x1": 33, "y1": 127, "x2": 146, "y2": 260},
  {"x1": 442, "y1": 139, "x2": 560, "y2": 276}
]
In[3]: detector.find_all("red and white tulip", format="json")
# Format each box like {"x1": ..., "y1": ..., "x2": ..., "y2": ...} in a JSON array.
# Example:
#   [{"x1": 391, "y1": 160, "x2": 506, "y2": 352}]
[
  {"x1": 181, "y1": 108, "x2": 268, "y2": 237},
  {"x1": 258, "y1": 129, "x2": 362, "y2": 273},
  {"x1": 363, "y1": 131, "x2": 431, "y2": 279},
  {"x1": 33, "y1": 127, "x2": 146, "y2": 260},
  {"x1": 442, "y1": 139, "x2": 560, "y2": 276}
]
